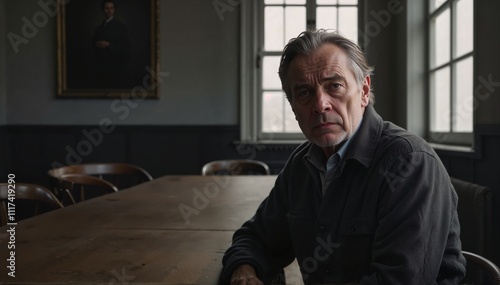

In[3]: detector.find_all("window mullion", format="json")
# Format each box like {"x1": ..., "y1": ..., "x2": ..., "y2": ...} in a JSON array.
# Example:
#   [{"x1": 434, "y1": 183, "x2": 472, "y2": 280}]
[
  {"x1": 450, "y1": 0, "x2": 457, "y2": 132},
  {"x1": 307, "y1": 0, "x2": 316, "y2": 30}
]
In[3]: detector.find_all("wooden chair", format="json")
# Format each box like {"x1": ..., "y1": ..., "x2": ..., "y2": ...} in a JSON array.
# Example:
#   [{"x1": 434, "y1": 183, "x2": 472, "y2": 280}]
[
  {"x1": 202, "y1": 160, "x2": 271, "y2": 176},
  {"x1": 462, "y1": 251, "x2": 500, "y2": 284},
  {"x1": 48, "y1": 174, "x2": 119, "y2": 205},
  {"x1": 48, "y1": 163, "x2": 153, "y2": 190},
  {"x1": 0, "y1": 183, "x2": 63, "y2": 226},
  {"x1": 451, "y1": 177, "x2": 494, "y2": 283}
]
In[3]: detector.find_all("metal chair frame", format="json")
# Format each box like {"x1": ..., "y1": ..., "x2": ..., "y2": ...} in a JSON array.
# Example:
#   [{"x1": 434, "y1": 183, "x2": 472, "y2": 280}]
[{"x1": 462, "y1": 251, "x2": 500, "y2": 284}]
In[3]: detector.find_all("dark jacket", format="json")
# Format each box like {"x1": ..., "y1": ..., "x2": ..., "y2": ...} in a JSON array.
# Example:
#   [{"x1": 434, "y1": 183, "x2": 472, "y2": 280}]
[{"x1": 221, "y1": 105, "x2": 466, "y2": 284}]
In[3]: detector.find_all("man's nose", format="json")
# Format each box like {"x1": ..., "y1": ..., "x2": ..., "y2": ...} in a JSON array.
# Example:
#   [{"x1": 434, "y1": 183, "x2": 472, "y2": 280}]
[{"x1": 312, "y1": 89, "x2": 332, "y2": 114}]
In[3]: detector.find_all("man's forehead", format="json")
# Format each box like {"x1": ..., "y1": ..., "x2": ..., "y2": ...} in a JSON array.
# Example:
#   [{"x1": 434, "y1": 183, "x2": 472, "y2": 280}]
[
  {"x1": 291, "y1": 44, "x2": 348, "y2": 69},
  {"x1": 289, "y1": 47, "x2": 349, "y2": 76}
]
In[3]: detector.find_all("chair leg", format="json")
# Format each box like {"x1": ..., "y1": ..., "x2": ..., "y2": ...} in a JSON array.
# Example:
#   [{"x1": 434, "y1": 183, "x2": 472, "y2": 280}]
[
  {"x1": 65, "y1": 189, "x2": 76, "y2": 205},
  {"x1": 271, "y1": 269, "x2": 286, "y2": 285}
]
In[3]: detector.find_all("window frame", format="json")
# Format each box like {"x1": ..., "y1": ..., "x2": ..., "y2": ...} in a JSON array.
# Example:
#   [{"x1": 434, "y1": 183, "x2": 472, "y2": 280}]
[
  {"x1": 427, "y1": 0, "x2": 474, "y2": 146},
  {"x1": 240, "y1": 0, "x2": 360, "y2": 144}
]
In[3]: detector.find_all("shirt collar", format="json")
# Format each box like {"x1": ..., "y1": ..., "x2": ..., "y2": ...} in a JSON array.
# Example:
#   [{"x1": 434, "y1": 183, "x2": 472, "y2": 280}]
[{"x1": 336, "y1": 115, "x2": 363, "y2": 160}]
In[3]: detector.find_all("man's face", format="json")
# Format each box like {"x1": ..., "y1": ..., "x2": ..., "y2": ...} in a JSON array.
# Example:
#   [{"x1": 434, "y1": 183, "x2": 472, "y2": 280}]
[
  {"x1": 288, "y1": 43, "x2": 370, "y2": 155},
  {"x1": 103, "y1": 2, "x2": 115, "y2": 19}
]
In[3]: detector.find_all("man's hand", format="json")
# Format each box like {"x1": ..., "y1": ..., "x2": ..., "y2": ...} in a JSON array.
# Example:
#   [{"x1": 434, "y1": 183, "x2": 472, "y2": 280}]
[{"x1": 230, "y1": 264, "x2": 263, "y2": 285}]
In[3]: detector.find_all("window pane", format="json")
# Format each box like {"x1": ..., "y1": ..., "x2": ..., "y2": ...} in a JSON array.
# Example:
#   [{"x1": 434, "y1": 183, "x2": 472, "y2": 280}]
[
  {"x1": 262, "y1": 91, "x2": 285, "y2": 132},
  {"x1": 260, "y1": 1, "x2": 358, "y2": 136},
  {"x1": 431, "y1": 0, "x2": 447, "y2": 11},
  {"x1": 338, "y1": 7, "x2": 358, "y2": 43},
  {"x1": 285, "y1": 6, "x2": 306, "y2": 42},
  {"x1": 262, "y1": 56, "x2": 281, "y2": 90},
  {"x1": 338, "y1": 0, "x2": 357, "y2": 4},
  {"x1": 454, "y1": 56, "x2": 473, "y2": 132},
  {"x1": 316, "y1": 7, "x2": 337, "y2": 30},
  {"x1": 317, "y1": 0, "x2": 337, "y2": 4},
  {"x1": 265, "y1": 0, "x2": 283, "y2": 4},
  {"x1": 431, "y1": 67, "x2": 451, "y2": 132},
  {"x1": 456, "y1": 0, "x2": 473, "y2": 57},
  {"x1": 285, "y1": 101, "x2": 301, "y2": 132},
  {"x1": 431, "y1": 8, "x2": 450, "y2": 68},
  {"x1": 265, "y1": 7, "x2": 284, "y2": 51}
]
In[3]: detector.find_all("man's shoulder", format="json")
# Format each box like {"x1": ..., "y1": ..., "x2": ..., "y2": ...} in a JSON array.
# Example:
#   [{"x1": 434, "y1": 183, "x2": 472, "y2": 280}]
[
  {"x1": 290, "y1": 140, "x2": 313, "y2": 158},
  {"x1": 279, "y1": 141, "x2": 313, "y2": 170},
  {"x1": 377, "y1": 121, "x2": 438, "y2": 161}
]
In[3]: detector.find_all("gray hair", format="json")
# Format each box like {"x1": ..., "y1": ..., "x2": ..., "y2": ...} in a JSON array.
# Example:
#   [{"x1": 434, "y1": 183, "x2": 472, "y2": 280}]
[{"x1": 278, "y1": 29, "x2": 375, "y2": 105}]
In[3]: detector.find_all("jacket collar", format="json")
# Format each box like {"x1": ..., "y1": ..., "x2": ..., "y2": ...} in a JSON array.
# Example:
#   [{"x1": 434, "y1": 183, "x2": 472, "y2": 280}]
[
  {"x1": 343, "y1": 104, "x2": 383, "y2": 168},
  {"x1": 303, "y1": 104, "x2": 383, "y2": 170}
]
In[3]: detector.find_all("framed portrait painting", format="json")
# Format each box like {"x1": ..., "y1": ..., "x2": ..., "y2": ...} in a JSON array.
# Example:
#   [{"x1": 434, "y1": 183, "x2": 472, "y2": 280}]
[{"x1": 57, "y1": 0, "x2": 160, "y2": 98}]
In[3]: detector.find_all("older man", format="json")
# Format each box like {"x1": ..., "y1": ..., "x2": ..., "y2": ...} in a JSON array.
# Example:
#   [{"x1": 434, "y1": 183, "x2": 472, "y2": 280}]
[{"x1": 221, "y1": 30, "x2": 466, "y2": 285}]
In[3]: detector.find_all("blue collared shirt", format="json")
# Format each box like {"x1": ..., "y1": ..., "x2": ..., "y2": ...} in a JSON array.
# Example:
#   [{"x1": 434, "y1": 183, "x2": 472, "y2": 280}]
[{"x1": 306, "y1": 116, "x2": 364, "y2": 196}]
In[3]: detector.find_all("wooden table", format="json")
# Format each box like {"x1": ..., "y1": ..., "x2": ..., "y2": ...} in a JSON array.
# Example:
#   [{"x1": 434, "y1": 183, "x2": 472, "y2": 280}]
[{"x1": 0, "y1": 175, "x2": 292, "y2": 284}]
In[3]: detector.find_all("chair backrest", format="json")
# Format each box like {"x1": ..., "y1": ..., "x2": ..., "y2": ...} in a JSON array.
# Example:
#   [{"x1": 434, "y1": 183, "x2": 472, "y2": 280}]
[
  {"x1": 450, "y1": 177, "x2": 492, "y2": 255},
  {"x1": 49, "y1": 174, "x2": 119, "y2": 205},
  {"x1": 451, "y1": 177, "x2": 494, "y2": 283},
  {"x1": 462, "y1": 251, "x2": 500, "y2": 284},
  {"x1": 202, "y1": 160, "x2": 271, "y2": 176},
  {"x1": 0, "y1": 183, "x2": 63, "y2": 226},
  {"x1": 48, "y1": 163, "x2": 153, "y2": 190}
]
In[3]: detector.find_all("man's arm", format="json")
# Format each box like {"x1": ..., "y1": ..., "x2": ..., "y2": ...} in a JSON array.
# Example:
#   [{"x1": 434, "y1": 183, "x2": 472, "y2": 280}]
[
  {"x1": 221, "y1": 173, "x2": 295, "y2": 285},
  {"x1": 361, "y1": 151, "x2": 466, "y2": 285}
]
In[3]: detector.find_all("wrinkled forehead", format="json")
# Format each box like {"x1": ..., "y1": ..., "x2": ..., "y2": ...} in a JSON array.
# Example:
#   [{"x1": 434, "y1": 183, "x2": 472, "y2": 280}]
[{"x1": 288, "y1": 43, "x2": 353, "y2": 80}]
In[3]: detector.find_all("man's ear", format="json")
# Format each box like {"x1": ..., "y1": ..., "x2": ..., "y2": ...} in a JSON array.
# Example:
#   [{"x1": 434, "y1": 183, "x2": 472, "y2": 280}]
[{"x1": 361, "y1": 75, "x2": 371, "y2": 107}]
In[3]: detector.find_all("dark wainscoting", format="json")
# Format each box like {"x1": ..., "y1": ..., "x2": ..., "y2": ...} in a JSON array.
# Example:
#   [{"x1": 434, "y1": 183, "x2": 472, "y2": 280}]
[
  {"x1": 0, "y1": 126, "x2": 9, "y2": 180},
  {"x1": 434, "y1": 124, "x2": 500, "y2": 266},
  {"x1": 4, "y1": 125, "x2": 298, "y2": 188}
]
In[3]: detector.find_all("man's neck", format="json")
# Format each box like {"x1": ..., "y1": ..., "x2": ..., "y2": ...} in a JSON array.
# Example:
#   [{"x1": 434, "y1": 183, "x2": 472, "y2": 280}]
[
  {"x1": 322, "y1": 115, "x2": 365, "y2": 158},
  {"x1": 322, "y1": 140, "x2": 346, "y2": 157}
]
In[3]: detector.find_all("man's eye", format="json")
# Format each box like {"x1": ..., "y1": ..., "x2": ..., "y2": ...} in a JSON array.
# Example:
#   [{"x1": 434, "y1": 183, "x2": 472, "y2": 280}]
[
  {"x1": 328, "y1": 83, "x2": 342, "y2": 90},
  {"x1": 297, "y1": 90, "x2": 310, "y2": 97}
]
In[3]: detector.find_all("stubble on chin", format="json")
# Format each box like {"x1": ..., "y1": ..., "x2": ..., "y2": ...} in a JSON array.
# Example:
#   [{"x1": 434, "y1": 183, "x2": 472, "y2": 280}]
[{"x1": 312, "y1": 130, "x2": 348, "y2": 148}]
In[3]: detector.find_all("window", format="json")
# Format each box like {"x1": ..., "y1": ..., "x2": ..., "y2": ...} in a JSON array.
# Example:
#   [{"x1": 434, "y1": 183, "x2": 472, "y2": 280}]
[
  {"x1": 240, "y1": 0, "x2": 358, "y2": 143},
  {"x1": 428, "y1": 0, "x2": 474, "y2": 145}
]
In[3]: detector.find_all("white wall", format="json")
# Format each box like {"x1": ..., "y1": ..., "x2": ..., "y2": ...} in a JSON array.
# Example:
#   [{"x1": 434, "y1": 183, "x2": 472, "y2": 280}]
[{"x1": 4, "y1": 0, "x2": 240, "y2": 125}]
